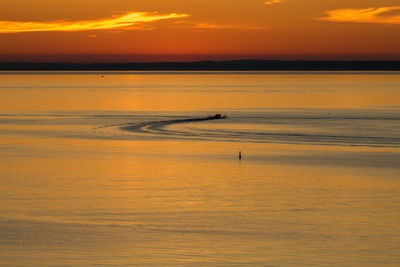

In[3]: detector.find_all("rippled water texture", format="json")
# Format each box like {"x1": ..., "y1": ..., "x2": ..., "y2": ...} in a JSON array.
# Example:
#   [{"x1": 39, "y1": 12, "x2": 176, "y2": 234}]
[{"x1": 0, "y1": 72, "x2": 399, "y2": 266}]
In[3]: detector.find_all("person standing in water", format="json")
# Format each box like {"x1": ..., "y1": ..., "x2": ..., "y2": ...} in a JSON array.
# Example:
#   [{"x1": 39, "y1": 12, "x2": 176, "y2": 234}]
[{"x1": 239, "y1": 151, "x2": 242, "y2": 160}]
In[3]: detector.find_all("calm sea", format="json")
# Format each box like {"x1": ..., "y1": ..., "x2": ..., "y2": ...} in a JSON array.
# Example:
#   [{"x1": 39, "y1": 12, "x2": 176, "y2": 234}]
[{"x1": 0, "y1": 72, "x2": 399, "y2": 266}]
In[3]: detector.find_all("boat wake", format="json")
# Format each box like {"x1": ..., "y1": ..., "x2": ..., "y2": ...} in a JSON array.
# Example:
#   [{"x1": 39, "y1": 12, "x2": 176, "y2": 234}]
[{"x1": 95, "y1": 115, "x2": 400, "y2": 148}]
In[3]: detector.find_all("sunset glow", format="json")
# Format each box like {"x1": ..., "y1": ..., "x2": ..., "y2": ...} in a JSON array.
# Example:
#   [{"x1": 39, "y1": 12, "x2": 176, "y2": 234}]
[
  {"x1": 0, "y1": 12, "x2": 189, "y2": 34},
  {"x1": 320, "y1": 6, "x2": 400, "y2": 24},
  {"x1": 1, "y1": 1, "x2": 400, "y2": 266},
  {"x1": 264, "y1": 0, "x2": 284, "y2": 5},
  {"x1": 0, "y1": 0, "x2": 399, "y2": 61}
]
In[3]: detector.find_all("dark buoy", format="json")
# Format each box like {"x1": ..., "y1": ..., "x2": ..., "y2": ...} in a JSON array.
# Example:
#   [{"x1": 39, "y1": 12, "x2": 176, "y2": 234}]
[{"x1": 239, "y1": 151, "x2": 242, "y2": 160}]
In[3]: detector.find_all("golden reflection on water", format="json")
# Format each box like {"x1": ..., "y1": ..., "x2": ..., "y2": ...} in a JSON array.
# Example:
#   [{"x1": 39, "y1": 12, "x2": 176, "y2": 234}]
[
  {"x1": 1, "y1": 135, "x2": 400, "y2": 265},
  {"x1": 0, "y1": 72, "x2": 399, "y2": 265},
  {"x1": 0, "y1": 72, "x2": 400, "y2": 112}
]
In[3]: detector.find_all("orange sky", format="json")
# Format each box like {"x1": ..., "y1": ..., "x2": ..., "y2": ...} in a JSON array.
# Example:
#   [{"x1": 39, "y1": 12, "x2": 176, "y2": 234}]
[{"x1": 1, "y1": 0, "x2": 400, "y2": 62}]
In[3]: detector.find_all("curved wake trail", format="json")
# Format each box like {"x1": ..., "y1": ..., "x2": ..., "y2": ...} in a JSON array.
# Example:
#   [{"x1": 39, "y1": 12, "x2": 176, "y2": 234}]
[
  {"x1": 95, "y1": 116, "x2": 400, "y2": 148},
  {"x1": 120, "y1": 116, "x2": 228, "y2": 140}
]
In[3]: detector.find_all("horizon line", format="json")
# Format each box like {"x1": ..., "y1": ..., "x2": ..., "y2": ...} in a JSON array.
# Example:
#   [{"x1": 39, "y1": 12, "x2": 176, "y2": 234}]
[
  {"x1": 1, "y1": 60, "x2": 400, "y2": 71},
  {"x1": 1, "y1": 54, "x2": 400, "y2": 64}
]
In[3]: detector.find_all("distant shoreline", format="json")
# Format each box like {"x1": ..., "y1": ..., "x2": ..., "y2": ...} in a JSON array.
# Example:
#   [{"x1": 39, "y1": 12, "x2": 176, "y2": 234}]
[{"x1": 1, "y1": 60, "x2": 400, "y2": 71}]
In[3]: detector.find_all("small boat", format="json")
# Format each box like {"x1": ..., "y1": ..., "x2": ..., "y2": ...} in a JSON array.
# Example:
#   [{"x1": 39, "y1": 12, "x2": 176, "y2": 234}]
[{"x1": 206, "y1": 114, "x2": 228, "y2": 120}]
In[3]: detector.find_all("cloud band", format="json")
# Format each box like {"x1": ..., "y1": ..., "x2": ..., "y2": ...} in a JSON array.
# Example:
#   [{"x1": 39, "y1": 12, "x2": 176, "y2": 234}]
[
  {"x1": 0, "y1": 12, "x2": 189, "y2": 34},
  {"x1": 264, "y1": 0, "x2": 284, "y2": 5},
  {"x1": 320, "y1": 6, "x2": 400, "y2": 24}
]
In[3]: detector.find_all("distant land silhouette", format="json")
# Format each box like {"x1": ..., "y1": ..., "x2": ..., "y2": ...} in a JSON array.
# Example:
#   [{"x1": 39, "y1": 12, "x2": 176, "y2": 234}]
[{"x1": 1, "y1": 60, "x2": 400, "y2": 71}]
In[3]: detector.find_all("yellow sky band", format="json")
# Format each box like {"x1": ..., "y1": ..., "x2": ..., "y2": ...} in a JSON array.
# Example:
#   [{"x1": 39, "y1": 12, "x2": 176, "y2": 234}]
[{"x1": 0, "y1": 12, "x2": 189, "y2": 33}]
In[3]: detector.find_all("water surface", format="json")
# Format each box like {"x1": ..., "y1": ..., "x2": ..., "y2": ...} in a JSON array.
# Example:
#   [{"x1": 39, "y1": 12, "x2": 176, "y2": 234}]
[{"x1": 0, "y1": 72, "x2": 399, "y2": 266}]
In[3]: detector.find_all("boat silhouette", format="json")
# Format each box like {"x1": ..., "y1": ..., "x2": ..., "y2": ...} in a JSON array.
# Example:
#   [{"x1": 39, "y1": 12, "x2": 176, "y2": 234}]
[{"x1": 206, "y1": 114, "x2": 228, "y2": 120}]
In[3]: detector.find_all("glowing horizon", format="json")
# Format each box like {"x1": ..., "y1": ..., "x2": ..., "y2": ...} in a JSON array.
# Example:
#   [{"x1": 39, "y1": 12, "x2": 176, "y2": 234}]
[{"x1": 0, "y1": 0, "x2": 399, "y2": 61}]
